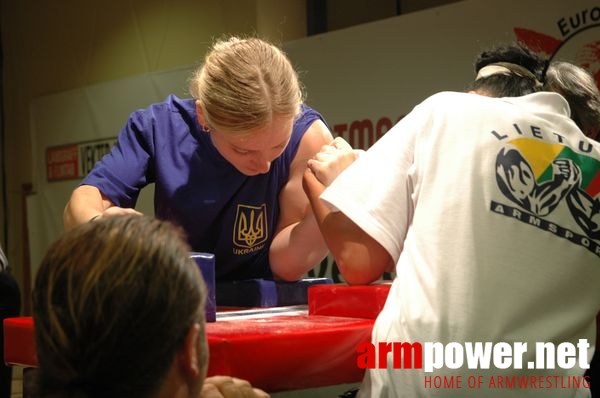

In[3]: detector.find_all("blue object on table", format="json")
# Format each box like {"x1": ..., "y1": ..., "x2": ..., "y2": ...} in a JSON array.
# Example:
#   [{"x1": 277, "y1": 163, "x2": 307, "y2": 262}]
[
  {"x1": 190, "y1": 252, "x2": 216, "y2": 322},
  {"x1": 216, "y1": 278, "x2": 333, "y2": 308}
]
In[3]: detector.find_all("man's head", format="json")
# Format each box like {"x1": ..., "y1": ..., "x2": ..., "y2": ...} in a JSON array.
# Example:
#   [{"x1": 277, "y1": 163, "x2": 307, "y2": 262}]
[
  {"x1": 468, "y1": 43, "x2": 548, "y2": 97},
  {"x1": 33, "y1": 215, "x2": 207, "y2": 398}
]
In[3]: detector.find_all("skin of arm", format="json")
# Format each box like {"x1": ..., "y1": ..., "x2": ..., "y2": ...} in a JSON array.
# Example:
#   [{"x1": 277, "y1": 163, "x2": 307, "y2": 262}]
[
  {"x1": 201, "y1": 376, "x2": 270, "y2": 398},
  {"x1": 63, "y1": 185, "x2": 142, "y2": 231},
  {"x1": 302, "y1": 160, "x2": 392, "y2": 286},
  {"x1": 307, "y1": 137, "x2": 364, "y2": 187},
  {"x1": 268, "y1": 119, "x2": 333, "y2": 281}
]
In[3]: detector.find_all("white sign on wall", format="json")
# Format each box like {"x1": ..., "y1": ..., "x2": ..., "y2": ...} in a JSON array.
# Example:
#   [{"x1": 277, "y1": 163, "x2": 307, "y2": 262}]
[{"x1": 46, "y1": 138, "x2": 117, "y2": 182}]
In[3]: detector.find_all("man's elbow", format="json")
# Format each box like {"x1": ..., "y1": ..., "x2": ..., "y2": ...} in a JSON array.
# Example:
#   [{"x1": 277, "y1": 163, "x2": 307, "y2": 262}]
[
  {"x1": 335, "y1": 253, "x2": 385, "y2": 286},
  {"x1": 333, "y1": 238, "x2": 393, "y2": 285}
]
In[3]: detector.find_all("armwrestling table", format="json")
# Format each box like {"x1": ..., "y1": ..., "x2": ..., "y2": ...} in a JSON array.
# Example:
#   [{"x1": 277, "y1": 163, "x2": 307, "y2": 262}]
[{"x1": 4, "y1": 283, "x2": 391, "y2": 393}]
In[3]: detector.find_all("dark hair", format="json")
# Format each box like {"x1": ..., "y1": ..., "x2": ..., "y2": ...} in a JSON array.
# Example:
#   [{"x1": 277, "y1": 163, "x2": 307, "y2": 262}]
[
  {"x1": 468, "y1": 43, "x2": 549, "y2": 97},
  {"x1": 32, "y1": 216, "x2": 206, "y2": 398}
]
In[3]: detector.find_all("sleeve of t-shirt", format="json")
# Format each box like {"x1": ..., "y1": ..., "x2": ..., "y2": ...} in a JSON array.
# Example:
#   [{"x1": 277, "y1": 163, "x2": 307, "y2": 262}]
[
  {"x1": 81, "y1": 108, "x2": 156, "y2": 208},
  {"x1": 289, "y1": 104, "x2": 328, "y2": 154},
  {"x1": 277, "y1": 104, "x2": 328, "y2": 177},
  {"x1": 296, "y1": 104, "x2": 327, "y2": 131},
  {"x1": 320, "y1": 98, "x2": 433, "y2": 263}
]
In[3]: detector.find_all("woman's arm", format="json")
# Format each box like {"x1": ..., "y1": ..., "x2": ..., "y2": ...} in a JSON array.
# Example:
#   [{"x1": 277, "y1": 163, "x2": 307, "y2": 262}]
[
  {"x1": 302, "y1": 167, "x2": 392, "y2": 285},
  {"x1": 63, "y1": 185, "x2": 142, "y2": 230},
  {"x1": 269, "y1": 119, "x2": 333, "y2": 281}
]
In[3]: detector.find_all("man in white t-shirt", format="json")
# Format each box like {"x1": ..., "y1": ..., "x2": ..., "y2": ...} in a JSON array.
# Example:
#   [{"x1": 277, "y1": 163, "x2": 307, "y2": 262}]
[{"x1": 304, "y1": 45, "x2": 600, "y2": 397}]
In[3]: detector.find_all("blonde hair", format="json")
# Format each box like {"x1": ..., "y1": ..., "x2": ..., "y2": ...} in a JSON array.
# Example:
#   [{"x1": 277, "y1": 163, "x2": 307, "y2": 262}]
[
  {"x1": 544, "y1": 61, "x2": 600, "y2": 138},
  {"x1": 189, "y1": 36, "x2": 304, "y2": 133},
  {"x1": 33, "y1": 216, "x2": 206, "y2": 398}
]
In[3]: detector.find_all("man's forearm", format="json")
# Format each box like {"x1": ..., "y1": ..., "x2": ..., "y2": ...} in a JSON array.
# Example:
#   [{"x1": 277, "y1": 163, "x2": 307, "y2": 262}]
[{"x1": 303, "y1": 168, "x2": 391, "y2": 285}]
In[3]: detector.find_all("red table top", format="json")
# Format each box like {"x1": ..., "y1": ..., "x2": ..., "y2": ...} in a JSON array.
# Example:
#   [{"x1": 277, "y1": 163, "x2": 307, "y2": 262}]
[
  {"x1": 309, "y1": 282, "x2": 391, "y2": 319},
  {"x1": 4, "y1": 313, "x2": 374, "y2": 392},
  {"x1": 4, "y1": 284, "x2": 392, "y2": 392}
]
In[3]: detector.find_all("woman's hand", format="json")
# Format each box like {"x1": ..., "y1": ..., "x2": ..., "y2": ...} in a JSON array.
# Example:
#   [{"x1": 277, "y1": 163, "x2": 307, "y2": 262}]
[{"x1": 307, "y1": 137, "x2": 362, "y2": 187}]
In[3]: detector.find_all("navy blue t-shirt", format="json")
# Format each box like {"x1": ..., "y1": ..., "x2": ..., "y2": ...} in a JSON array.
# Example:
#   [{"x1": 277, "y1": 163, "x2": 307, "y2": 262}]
[{"x1": 82, "y1": 95, "x2": 325, "y2": 280}]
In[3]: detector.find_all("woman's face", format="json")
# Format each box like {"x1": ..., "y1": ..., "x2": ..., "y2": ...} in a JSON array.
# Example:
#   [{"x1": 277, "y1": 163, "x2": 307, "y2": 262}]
[{"x1": 207, "y1": 115, "x2": 294, "y2": 176}]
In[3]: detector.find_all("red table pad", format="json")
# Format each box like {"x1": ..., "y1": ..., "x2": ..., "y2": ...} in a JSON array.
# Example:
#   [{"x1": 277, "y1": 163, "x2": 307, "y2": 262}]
[
  {"x1": 3, "y1": 317, "x2": 36, "y2": 367},
  {"x1": 308, "y1": 283, "x2": 392, "y2": 319},
  {"x1": 5, "y1": 315, "x2": 374, "y2": 392},
  {"x1": 206, "y1": 314, "x2": 373, "y2": 391}
]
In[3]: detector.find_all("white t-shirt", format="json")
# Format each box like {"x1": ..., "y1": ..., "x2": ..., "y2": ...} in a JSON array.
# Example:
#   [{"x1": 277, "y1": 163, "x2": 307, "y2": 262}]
[{"x1": 322, "y1": 91, "x2": 600, "y2": 398}]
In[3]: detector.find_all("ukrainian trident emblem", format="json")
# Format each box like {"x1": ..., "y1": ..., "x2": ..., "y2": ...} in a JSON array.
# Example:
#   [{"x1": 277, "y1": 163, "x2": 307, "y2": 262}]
[{"x1": 233, "y1": 204, "x2": 268, "y2": 248}]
